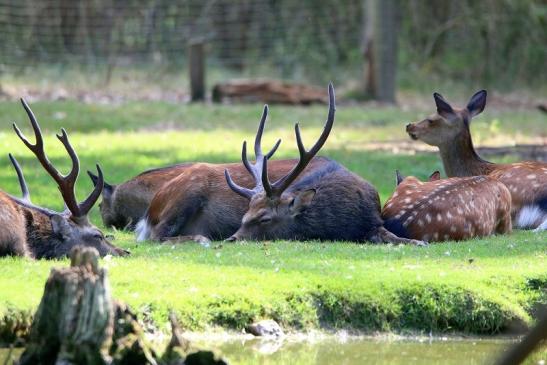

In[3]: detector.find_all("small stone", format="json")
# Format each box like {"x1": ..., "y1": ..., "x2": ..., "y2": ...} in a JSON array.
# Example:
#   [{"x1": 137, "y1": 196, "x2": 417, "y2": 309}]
[{"x1": 245, "y1": 319, "x2": 284, "y2": 337}]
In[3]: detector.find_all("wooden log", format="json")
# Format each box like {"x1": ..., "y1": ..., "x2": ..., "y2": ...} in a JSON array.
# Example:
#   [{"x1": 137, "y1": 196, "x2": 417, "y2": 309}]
[{"x1": 212, "y1": 80, "x2": 327, "y2": 105}]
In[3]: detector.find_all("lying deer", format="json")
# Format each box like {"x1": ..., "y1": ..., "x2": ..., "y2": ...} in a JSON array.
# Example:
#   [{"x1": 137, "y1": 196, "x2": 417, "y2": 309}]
[
  {"x1": 383, "y1": 171, "x2": 512, "y2": 242},
  {"x1": 225, "y1": 84, "x2": 423, "y2": 244},
  {"x1": 406, "y1": 90, "x2": 546, "y2": 231},
  {"x1": 0, "y1": 99, "x2": 128, "y2": 259},
  {"x1": 88, "y1": 163, "x2": 192, "y2": 230},
  {"x1": 136, "y1": 104, "x2": 301, "y2": 243}
]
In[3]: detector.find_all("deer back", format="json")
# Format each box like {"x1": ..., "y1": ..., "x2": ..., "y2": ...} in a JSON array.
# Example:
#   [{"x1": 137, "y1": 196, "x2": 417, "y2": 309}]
[
  {"x1": 382, "y1": 175, "x2": 512, "y2": 242},
  {"x1": 90, "y1": 163, "x2": 194, "y2": 229}
]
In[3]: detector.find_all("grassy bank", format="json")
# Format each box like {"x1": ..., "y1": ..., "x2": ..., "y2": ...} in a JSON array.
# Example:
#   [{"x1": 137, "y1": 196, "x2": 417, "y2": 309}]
[{"x1": 0, "y1": 100, "x2": 545, "y2": 342}]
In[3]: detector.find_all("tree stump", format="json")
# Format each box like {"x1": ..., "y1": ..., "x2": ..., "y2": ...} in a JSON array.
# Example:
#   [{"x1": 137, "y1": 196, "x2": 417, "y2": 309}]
[
  {"x1": 18, "y1": 246, "x2": 114, "y2": 365},
  {"x1": 16, "y1": 246, "x2": 228, "y2": 365}
]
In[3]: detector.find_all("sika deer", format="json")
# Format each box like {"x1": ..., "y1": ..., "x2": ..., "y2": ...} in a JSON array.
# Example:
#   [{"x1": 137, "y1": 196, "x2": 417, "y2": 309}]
[
  {"x1": 137, "y1": 104, "x2": 302, "y2": 244},
  {"x1": 88, "y1": 163, "x2": 192, "y2": 230},
  {"x1": 383, "y1": 171, "x2": 512, "y2": 242},
  {"x1": 406, "y1": 90, "x2": 547, "y2": 230},
  {"x1": 0, "y1": 99, "x2": 128, "y2": 259},
  {"x1": 225, "y1": 84, "x2": 423, "y2": 244}
]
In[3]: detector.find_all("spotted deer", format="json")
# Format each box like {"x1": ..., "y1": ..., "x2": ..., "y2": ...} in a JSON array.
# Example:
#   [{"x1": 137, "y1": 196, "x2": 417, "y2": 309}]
[
  {"x1": 383, "y1": 171, "x2": 512, "y2": 242},
  {"x1": 0, "y1": 99, "x2": 128, "y2": 259},
  {"x1": 225, "y1": 84, "x2": 423, "y2": 244},
  {"x1": 136, "y1": 102, "x2": 303, "y2": 244},
  {"x1": 406, "y1": 90, "x2": 547, "y2": 231},
  {"x1": 88, "y1": 163, "x2": 192, "y2": 230}
]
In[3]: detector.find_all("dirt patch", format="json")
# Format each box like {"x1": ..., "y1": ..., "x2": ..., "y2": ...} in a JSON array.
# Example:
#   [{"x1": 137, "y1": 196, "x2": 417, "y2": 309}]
[{"x1": 359, "y1": 140, "x2": 547, "y2": 161}]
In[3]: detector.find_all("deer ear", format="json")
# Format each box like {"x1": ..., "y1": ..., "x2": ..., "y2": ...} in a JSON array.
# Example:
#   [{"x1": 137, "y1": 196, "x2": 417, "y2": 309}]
[
  {"x1": 428, "y1": 171, "x2": 441, "y2": 181},
  {"x1": 289, "y1": 189, "x2": 316, "y2": 216},
  {"x1": 51, "y1": 215, "x2": 72, "y2": 238},
  {"x1": 433, "y1": 92, "x2": 455, "y2": 120},
  {"x1": 466, "y1": 90, "x2": 487, "y2": 118},
  {"x1": 88, "y1": 170, "x2": 114, "y2": 197},
  {"x1": 395, "y1": 170, "x2": 405, "y2": 186}
]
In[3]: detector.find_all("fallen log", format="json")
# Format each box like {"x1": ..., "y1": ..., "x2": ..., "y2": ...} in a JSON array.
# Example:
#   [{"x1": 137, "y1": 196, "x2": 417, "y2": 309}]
[{"x1": 212, "y1": 79, "x2": 327, "y2": 105}]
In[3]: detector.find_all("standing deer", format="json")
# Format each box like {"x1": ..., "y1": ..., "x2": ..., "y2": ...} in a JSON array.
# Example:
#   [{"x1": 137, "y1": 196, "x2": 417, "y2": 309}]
[
  {"x1": 0, "y1": 99, "x2": 128, "y2": 259},
  {"x1": 88, "y1": 163, "x2": 192, "y2": 230},
  {"x1": 406, "y1": 90, "x2": 546, "y2": 231},
  {"x1": 225, "y1": 84, "x2": 423, "y2": 244},
  {"x1": 383, "y1": 171, "x2": 512, "y2": 242}
]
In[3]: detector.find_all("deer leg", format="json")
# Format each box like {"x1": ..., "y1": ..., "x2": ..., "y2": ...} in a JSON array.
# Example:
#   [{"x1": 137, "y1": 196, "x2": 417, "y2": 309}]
[
  {"x1": 160, "y1": 235, "x2": 211, "y2": 247},
  {"x1": 496, "y1": 211, "x2": 513, "y2": 235},
  {"x1": 371, "y1": 227, "x2": 427, "y2": 246}
]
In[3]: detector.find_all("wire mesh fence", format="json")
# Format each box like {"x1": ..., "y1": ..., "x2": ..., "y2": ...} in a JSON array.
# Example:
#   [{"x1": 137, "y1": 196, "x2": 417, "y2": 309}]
[{"x1": 0, "y1": 0, "x2": 545, "y2": 96}]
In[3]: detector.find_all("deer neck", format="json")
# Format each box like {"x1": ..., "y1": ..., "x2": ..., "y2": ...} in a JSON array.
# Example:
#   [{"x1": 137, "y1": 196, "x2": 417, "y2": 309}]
[{"x1": 437, "y1": 129, "x2": 494, "y2": 177}]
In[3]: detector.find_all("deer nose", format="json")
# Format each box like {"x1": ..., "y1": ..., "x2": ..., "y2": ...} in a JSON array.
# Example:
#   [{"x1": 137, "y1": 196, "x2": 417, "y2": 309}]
[{"x1": 405, "y1": 123, "x2": 413, "y2": 131}]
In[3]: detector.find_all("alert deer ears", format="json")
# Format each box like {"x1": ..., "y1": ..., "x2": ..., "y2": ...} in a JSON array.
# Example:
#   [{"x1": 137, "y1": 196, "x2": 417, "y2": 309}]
[
  {"x1": 428, "y1": 171, "x2": 441, "y2": 181},
  {"x1": 289, "y1": 189, "x2": 316, "y2": 216},
  {"x1": 395, "y1": 170, "x2": 405, "y2": 186},
  {"x1": 466, "y1": 90, "x2": 487, "y2": 118},
  {"x1": 88, "y1": 170, "x2": 114, "y2": 197},
  {"x1": 51, "y1": 214, "x2": 72, "y2": 238},
  {"x1": 433, "y1": 92, "x2": 456, "y2": 120}
]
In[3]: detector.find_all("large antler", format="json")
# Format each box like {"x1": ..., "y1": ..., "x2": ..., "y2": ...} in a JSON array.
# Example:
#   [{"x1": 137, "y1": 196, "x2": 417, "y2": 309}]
[
  {"x1": 13, "y1": 98, "x2": 104, "y2": 220},
  {"x1": 261, "y1": 83, "x2": 335, "y2": 197},
  {"x1": 224, "y1": 104, "x2": 281, "y2": 199}
]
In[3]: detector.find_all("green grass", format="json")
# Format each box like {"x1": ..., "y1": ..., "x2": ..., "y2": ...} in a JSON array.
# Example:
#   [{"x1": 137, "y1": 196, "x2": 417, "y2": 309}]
[{"x1": 0, "y1": 100, "x2": 545, "y2": 342}]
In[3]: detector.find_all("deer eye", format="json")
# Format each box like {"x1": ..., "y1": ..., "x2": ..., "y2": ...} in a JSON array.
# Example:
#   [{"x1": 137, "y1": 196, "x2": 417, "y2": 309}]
[
  {"x1": 93, "y1": 233, "x2": 103, "y2": 240},
  {"x1": 259, "y1": 217, "x2": 272, "y2": 224}
]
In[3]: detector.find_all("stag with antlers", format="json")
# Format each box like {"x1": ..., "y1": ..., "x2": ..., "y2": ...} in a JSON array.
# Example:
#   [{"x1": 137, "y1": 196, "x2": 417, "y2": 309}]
[
  {"x1": 0, "y1": 100, "x2": 128, "y2": 259},
  {"x1": 225, "y1": 84, "x2": 424, "y2": 244},
  {"x1": 136, "y1": 102, "x2": 310, "y2": 244}
]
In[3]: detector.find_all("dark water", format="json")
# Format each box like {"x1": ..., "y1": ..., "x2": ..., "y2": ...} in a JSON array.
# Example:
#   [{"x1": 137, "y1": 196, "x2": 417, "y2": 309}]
[{"x1": 1, "y1": 337, "x2": 545, "y2": 364}]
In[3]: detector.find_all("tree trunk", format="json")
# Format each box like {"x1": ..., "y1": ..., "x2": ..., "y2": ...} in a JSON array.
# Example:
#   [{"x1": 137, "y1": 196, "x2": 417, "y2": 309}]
[{"x1": 363, "y1": 0, "x2": 398, "y2": 103}]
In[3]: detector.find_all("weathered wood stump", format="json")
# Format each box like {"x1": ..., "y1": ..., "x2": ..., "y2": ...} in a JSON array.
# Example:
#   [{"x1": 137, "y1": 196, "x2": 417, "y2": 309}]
[
  {"x1": 17, "y1": 246, "x2": 227, "y2": 365},
  {"x1": 212, "y1": 80, "x2": 327, "y2": 105}
]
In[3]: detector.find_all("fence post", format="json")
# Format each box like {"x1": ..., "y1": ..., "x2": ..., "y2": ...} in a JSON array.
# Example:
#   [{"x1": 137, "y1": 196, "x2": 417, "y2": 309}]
[{"x1": 189, "y1": 40, "x2": 205, "y2": 102}]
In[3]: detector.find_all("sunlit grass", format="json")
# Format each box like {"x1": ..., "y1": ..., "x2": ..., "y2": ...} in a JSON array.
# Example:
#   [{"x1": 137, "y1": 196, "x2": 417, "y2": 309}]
[{"x1": 0, "y1": 100, "x2": 545, "y2": 339}]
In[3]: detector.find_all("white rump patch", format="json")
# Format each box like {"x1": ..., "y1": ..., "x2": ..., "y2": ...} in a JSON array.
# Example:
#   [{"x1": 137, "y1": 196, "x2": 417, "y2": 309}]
[
  {"x1": 136, "y1": 218, "x2": 151, "y2": 241},
  {"x1": 516, "y1": 205, "x2": 544, "y2": 229}
]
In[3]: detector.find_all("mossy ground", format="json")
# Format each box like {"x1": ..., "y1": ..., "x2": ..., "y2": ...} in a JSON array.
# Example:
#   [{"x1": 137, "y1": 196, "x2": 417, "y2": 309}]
[{"x1": 0, "y1": 99, "x2": 545, "y2": 343}]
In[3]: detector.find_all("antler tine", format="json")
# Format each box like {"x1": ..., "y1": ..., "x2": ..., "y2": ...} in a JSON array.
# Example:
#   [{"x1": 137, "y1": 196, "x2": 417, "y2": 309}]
[
  {"x1": 225, "y1": 103, "x2": 282, "y2": 200},
  {"x1": 254, "y1": 105, "x2": 282, "y2": 159},
  {"x1": 78, "y1": 164, "x2": 104, "y2": 216},
  {"x1": 8, "y1": 154, "x2": 30, "y2": 202},
  {"x1": 224, "y1": 169, "x2": 254, "y2": 199},
  {"x1": 267, "y1": 83, "x2": 336, "y2": 196},
  {"x1": 14, "y1": 100, "x2": 91, "y2": 219}
]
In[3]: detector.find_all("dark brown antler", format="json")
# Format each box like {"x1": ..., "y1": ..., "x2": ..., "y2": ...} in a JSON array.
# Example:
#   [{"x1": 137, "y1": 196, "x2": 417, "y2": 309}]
[
  {"x1": 13, "y1": 98, "x2": 104, "y2": 220},
  {"x1": 261, "y1": 83, "x2": 335, "y2": 197},
  {"x1": 8, "y1": 154, "x2": 30, "y2": 202},
  {"x1": 225, "y1": 104, "x2": 281, "y2": 199}
]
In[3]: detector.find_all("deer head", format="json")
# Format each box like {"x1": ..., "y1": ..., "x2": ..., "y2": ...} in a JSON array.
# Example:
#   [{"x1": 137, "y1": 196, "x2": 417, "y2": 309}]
[
  {"x1": 225, "y1": 84, "x2": 335, "y2": 241},
  {"x1": 396, "y1": 170, "x2": 440, "y2": 186},
  {"x1": 12, "y1": 99, "x2": 128, "y2": 258},
  {"x1": 406, "y1": 90, "x2": 487, "y2": 147}
]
